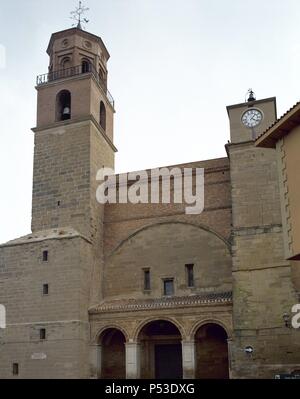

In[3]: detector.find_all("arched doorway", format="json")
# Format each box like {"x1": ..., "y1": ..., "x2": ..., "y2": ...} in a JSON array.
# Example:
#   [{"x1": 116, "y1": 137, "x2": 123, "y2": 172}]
[
  {"x1": 195, "y1": 323, "x2": 229, "y2": 379},
  {"x1": 100, "y1": 328, "x2": 126, "y2": 379},
  {"x1": 138, "y1": 320, "x2": 183, "y2": 379}
]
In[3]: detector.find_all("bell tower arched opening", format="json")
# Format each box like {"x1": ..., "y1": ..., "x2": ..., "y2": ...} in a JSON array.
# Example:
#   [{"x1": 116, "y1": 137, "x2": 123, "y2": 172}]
[{"x1": 56, "y1": 90, "x2": 71, "y2": 121}]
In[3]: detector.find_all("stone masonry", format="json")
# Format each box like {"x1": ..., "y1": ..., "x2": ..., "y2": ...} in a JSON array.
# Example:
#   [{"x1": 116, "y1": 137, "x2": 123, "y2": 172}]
[{"x1": 0, "y1": 27, "x2": 299, "y2": 379}]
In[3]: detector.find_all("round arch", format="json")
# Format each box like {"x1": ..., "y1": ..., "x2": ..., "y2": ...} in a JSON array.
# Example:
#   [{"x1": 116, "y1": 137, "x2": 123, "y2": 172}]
[
  {"x1": 93, "y1": 324, "x2": 129, "y2": 344},
  {"x1": 98, "y1": 326, "x2": 127, "y2": 380},
  {"x1": 56, "y1": 89, "x2": 71, "y2": 121},
  {"x1": 61, "y1": 57, "x2": 71, "y2": 69},
  {"x1": 193, "y1": 321, "x2": 230, "y2": 379},
  {"x1": 136, "y1": 318, "x2": 184, "y2": 379},
  {"x1": 107, "y1": 221, "x2": 231, "y2": 260},
  {"x1": 81, "y1": 58, "x2": 91, "y2": 73},
  {"x1": 190, "y1": 318, "x2": 232, "y2": 340},
  {"x1": 133, "y1": 316, "x2": 186, "y2": 342}
]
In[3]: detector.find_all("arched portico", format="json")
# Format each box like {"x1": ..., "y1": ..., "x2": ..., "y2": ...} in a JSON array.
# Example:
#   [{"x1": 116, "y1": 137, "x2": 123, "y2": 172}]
[
  {"x1": 95, "y1": 327, "x2": 127, "y2": 379},
  {"x1": 194, "y1": 323, "x2": 230, "y2": 379},
  {"x1": 137, "y1": 319, "x2": 183, "y2": 379}
]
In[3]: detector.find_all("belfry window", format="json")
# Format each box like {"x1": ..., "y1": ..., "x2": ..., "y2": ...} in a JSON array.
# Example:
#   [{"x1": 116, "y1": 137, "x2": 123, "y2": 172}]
[
  {"x1": 100, "y1": 101, "x2": 106, "y2": 131},
  {"x1": 56, "y1": 90, "x2": 71, "y2": 121},
  {"x1": 61, "y1": 57, "x2": 71, "y2": 70},
  {"x1": 82, "y1": 60, "x2": 91, "y2": 73}
]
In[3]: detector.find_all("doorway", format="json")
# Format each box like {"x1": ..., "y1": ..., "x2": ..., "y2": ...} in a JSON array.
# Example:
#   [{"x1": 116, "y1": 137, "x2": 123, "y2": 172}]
[{"x1": 155, "y1": 344, "x2": 183, "y2": 379}]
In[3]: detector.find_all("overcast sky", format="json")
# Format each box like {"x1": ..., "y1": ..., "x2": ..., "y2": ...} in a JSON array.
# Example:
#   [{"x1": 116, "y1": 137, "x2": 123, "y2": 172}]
[{"x1": 1, "y1": 0, "x2": 300, "y2": 244}]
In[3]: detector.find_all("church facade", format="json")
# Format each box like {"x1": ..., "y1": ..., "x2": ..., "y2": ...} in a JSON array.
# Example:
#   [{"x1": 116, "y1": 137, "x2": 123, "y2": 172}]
[{"x1": 0, "y1": 27, "x2": 299, "y2": 379}]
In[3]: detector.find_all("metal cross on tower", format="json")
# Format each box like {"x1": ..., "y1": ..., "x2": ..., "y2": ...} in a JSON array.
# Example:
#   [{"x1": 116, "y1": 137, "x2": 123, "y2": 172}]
[{"x1": 70, "y1": 1, "x2": 90, "y2": 30}]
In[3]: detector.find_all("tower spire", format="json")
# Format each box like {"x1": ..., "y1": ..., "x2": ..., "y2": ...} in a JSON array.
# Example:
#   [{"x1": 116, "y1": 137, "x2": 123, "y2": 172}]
[{"x1": 70, "y1": 1, "x2": 90, "y2": 30}]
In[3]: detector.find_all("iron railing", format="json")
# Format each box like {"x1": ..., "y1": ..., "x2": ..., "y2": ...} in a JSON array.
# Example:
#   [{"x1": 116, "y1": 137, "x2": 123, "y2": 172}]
[{"x1": 36, "y1": 64, "x2": 115, "y2": 108}]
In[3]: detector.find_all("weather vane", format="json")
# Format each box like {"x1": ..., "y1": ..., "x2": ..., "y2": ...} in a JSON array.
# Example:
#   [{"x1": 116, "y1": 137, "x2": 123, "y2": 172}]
[{"x1": 70, "y1": 1, "x2": 90, "y2": 30}]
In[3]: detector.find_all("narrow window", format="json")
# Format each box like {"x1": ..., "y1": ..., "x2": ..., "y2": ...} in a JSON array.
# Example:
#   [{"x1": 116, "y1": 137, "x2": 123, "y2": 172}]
[
  {"x1": 163, "y1": 279, "x2": 174, "y2": 296},
  {"x1": 43, "y1": 251, "x2": 48, "y2": 262},
  {"x1": 12, "y1": 363, "x2": 19, "y2": 376},
  {"x1": 43, "y1": 284, "x2": 49, "y2": 295},
  {"x1": 40, "y1": 329, "x2": 46, "y2": 340},
  {"x1": 186, "y1": 264, "x2": 194, "y2": 287},
  {"x1": 100, "y1": 101, "x2": 106, "y2": 131},
  {"x1": 144, "y1": 269, "x2": 151, "y2": 291}
]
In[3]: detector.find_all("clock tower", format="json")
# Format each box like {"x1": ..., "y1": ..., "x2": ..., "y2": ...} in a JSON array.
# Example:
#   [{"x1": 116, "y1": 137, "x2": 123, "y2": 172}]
[
  {"x1": 226, "y1": 94, "x2": 297, "y2": 378},
  {"x1": 227, "y1": 91, "x2": 277, "y2": 143}
]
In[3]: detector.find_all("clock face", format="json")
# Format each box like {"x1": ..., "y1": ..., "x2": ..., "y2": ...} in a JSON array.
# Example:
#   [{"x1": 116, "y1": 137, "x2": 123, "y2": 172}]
[{"x1": 241, "y1": 108, "x2": 263, "y2": 128}]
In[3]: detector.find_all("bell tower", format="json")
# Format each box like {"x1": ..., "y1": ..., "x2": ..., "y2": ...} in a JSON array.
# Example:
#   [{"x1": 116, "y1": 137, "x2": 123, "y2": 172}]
[{"x1": 32, "y1": 27, "x2": 117, "y2": 241}]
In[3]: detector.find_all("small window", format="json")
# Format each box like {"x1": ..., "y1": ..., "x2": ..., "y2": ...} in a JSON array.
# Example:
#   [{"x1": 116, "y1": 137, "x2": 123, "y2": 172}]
[
  {"x1": 163, "y1": 279, "x2": 174, "y2": 296},
  {"x1": 43, "y1": 284, "x2": 49, "y2": 295},
  {"x1": 186, "y1": 264, "x2": 194, "y2": 287},
  {"x1": 144, "y1": 269, "x2": 151, "y2": 291},
  {"x1": 43, "y1": 251, "x2": 48, "y2": 262},
  {"x1": 12, "y1": 363, "x2": 19, "y2": 376},
  {"x1": 40, "y1": 329, "x2": 46, "y2": 340}
]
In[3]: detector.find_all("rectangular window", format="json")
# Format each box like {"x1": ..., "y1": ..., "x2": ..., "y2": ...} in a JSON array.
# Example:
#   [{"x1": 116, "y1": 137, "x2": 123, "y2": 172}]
[
  {"x1": 40, "y1": 329, "x2": 46, "y2": 340},
  {"x1": 163, "y1": 279, "x2": 174, "y2": 296},
  {"x1": 144, "y1": 269, "x2": 151, "y2": 291},
  {"x1": 186, "y1": 264, "x2": 195, "y2": 287},
  {"x1": 43, "y1": 284, "x2": 49, "y2": 295},
  {"x1": 43, "y1": 251, "x2": 48, "y2": 262},
  {"x1": 12, "y1": 363, "x2": 19, "y2": 376}
]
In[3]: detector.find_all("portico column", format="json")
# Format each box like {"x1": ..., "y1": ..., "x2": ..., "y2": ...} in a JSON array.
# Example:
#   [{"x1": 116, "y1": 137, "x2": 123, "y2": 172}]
[
  {"x1": 89, "y1": 344, "x2": 102, "y2": 379},
  {"x1": 126, "y1": 342, "x2": 141, "y2": 379},
  {"x1": 227, "y1": 338, "x2": 233, "y2": 379},
  {"x1": 182, "y1": 340, "x2": 196, "y2": 379}
]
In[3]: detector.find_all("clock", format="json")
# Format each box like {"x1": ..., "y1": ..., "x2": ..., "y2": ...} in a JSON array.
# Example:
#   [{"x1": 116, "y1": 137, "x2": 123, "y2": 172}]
[{"x1": 241, "y1": 108, "x2": 263, "y2": 128}]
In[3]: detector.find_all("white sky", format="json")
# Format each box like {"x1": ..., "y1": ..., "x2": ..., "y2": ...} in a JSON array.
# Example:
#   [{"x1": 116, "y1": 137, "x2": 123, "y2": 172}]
[{"x1": 1, "y1": 0, "x2": 300, "y2": 244}]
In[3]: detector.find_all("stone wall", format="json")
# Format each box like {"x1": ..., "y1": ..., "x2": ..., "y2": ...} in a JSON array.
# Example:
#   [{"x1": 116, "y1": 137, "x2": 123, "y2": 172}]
[
  {"x1": 229, "y1": 142, "x2": 300, "y2": 378},
  {"x1": 0, "y1": 233, "x2": 93, "y2": 379}
]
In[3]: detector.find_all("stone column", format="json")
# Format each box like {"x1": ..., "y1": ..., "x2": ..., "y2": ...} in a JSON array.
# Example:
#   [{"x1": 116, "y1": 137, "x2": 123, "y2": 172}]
[
  {"x1": 182, "y1": 341, "x2": 196, "y2": 379},
  {"x1": 90, "y1": 344, "x2": 101, "y2": 379},
  {"x1": 227, "y1": 338, "x2": 233, "y2": 379},
  {"x1": 126, "y1": 342, "x2": 141, "y2": 379}
]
